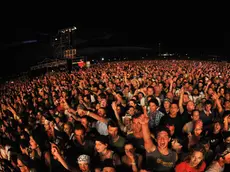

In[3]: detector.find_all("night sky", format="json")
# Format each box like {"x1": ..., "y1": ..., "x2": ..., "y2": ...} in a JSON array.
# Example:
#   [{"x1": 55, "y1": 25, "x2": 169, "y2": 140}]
[{"x1": 0, "y1": 7, "x2": 228, "y2": 78}]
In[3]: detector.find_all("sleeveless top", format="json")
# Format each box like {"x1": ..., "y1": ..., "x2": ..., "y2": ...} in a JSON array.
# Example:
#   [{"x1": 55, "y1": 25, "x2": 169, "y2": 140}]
[{"x1": 146, "y1": 148, "x2": 177, "y2": 172}]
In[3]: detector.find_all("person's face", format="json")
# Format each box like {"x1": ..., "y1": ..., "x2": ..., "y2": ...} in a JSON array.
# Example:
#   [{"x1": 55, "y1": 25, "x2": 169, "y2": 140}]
[
  {"x1": 20, "y1": 145, "x2": 28, "y2": 154},
  {"x1": 147, "y1": 88, "x2": 154, "y2": 96},
  {"x1": 97, "y1": 108, "x2": 105, "y2": 117},
  {"x1": 68, "y1": 116, "x2": 75, "y2": 123},
  {"x1": 79, "y1": 162, "x2": 89, "y2": 172},
  {"x1": 157, "y1": 131, "x2": 170, "y2": 149},
  {"x1": 226, "y1": 94, "x2": 230, "y2": 101},
  {"x1": 75, "y1": 129, "x2": 85, "y2": 143},
  {"x1": 208, "y1": 88, "x2": 214, "y2": 95},
  {"x1": 214, "y1": 122, "x2": 221, "y2": 132},
  {"x1": 103, "y1": 167, "x2": 116, "y2": 172},
  {"x1": 108, "y1": 126, "x2": 118, "y2": 138},
  {"x1": 125, "y1": 144, "x2": 135, "y2": 157},
  {"x1": 220, "y1": 88, "x2": 225, "y2": 94},
  {"x1": 171, "y1": 139, "x2": 182, "y2": 152},
  {"x1": 95, "y1": 141, "x2": 107, "y2": 153},
  {"x1": 64, "y1": 124, "x2": 71, "y2": 135},
  {"x1": 17, "y1": 159, "x2": 29, "y2": 172},
  {"x1": 193, "y1": 89, "x2": 199, "y2": 95},
  {"x1": 198, "y1": 82, "x2": 203, "y2": 88},
  {"x1": 205, "y1": 104, "x2": 212, "y2": 111},
  {"x1": 170, "y1": 104, "x2": 179, "y2": 116},
  {"x1": 149, "y1": 102, "x2": 157, "y2": 112},
  {"x1": 96, "y1": 103, "x2": 100, "y2": 110},
  {"x1": 183, "y1": 94, "x2": 189, "y2": 104},
  {"x1": 225, "y1": 101, "x2": 230, "y2": 110},
  {"x1": 124, "y1": 117, "x2": 131, "y2": 126},
  {"x1": 100, "y1": 99, "x2": 107, "y2": 108},
  {"x1": 116, "y1": 106, "x2": 121, "y2": 114},
  {"x1": 163, "y1": 101, "x2": 170, "y2": 109},
  {"x1": 204, "y1": 143, "x2": 210, "y2": 152},
  {"x1": 84, "y1": 90, "x2": 89, "y2": 95},
  {"x1": 225, "y1": 137, "x2": 230, "y2": 144},
  {"x1": 44, "y1": 122, "x2": 50, "y2": 131},
  {"x1": 124, "y1": 87, "x2": 129, "y2": 92},
  {"x1": 17, "y1": 126, "x2": 22, "y2": 133},
  {"x1": 138, "y1": 93, "x2": 143, "y2": 99},
  {"x1": 192, "y1": 111, "x2": 200, "y2": 121},
  {"x1": 194, "y1": 125, "x2": 202, "y2": 136},
  {"x1": 36, "y1": 112, "x2": 42, "y2": 119},
  {"x1": 128, "y1": 107, "x2": 135, "y2": 116},
  {"x1": 166, "y1": 92, "x2": 173, "y2": 100},
  {"x1": 129, "y1": 101, "x2": 135, "y2": 107},
  {"x1": 186, "y1": 101, "x2": 195, "y2": 112},
  {"x1": 132, "y1": 118, "x2": 142, "y2": 133},
  {"x1": 190, "y1": 151, "x2": 204, "y2": 168},
  {"x1": 81, "y1": 118, "x2": 88, "y2": 129},
  {"x1": 29, "y1": 136, "x2": 38, "y2": 150},
  {"x1": 172, "y1": 82, "x2": 176, "y2": 88},
  {"x1": 167, "y1": 125, "x2": 175, "y2": 136},
  {"x1": 55, "y1": 117, "x2": 60, "y2": 124}
]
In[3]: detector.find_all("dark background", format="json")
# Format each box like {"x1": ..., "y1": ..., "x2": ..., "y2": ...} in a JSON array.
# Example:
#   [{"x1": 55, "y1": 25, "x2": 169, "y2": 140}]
[{"x1": 0, "y1": 6, "x2": 228, "y2": 79}]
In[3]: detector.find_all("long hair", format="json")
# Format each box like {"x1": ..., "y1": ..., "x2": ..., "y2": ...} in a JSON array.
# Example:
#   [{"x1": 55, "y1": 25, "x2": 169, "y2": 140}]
[{"x1": 184, "y1": 144, "x2": 206, "y2": 169}]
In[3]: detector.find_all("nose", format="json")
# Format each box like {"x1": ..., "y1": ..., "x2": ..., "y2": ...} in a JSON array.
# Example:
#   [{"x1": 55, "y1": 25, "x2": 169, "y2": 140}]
[{"x1": 193, "y1": 157, "x2": 197, "y2": 163}]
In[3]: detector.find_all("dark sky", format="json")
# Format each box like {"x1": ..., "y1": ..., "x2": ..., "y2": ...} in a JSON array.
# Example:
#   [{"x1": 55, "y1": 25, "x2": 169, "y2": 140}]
[
  {"x1": 0, "y1": 7, "x2": 228, "y2": 78},
  {"x1": 2, "y1": 16, "x2": 227, "y2": 54},
  {"x1": 0, "y1": 6, "x2": 227, "y2": 51}
]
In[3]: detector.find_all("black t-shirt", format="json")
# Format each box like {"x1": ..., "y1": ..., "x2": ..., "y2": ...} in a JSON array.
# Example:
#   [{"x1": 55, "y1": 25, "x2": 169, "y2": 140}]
[
  {"x1": 126, "y1": 133, "x2": 145, "y2": 156},
  {"x1": 181, "y1": 109, "x2": 192, "y2": 124},
  {"x1": 72, "y1": 137, "x2": 95, "y2": 157},
  {"x1": 159, "y1": 114, "x2": 184, "y2": 139},
  {"x1": 207, "y1": 131, "x2": 223, "y2": 151}
]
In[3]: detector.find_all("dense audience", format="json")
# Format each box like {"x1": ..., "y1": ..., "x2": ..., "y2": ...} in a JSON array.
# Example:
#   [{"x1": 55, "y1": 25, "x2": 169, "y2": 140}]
[{"x1": 1, "y1": 60, "x2": 230, "y2": 172}]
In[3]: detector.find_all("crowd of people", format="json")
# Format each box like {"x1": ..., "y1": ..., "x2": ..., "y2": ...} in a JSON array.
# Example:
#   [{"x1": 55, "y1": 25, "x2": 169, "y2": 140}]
[{"x1": 1, "y1": 60, "x2": 230, "y2": 172}]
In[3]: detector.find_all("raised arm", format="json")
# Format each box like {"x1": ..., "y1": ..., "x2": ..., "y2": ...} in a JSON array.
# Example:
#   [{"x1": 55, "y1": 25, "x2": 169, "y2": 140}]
[
  {"x1": 179, "y1": 87, "x2": 185, "y2": 114},
  {"x1": 212, "y1": 92, "x2": 224, "y2": 115},
  {"x1": 111, "y1": 102, "x2": 126, "y2": 131},
  {"x1": 139, "y1": 109, "x2": 156, "y2": 153},
  {"x1": 77, "y1": 108, "x2": 108, "y2": 123}
]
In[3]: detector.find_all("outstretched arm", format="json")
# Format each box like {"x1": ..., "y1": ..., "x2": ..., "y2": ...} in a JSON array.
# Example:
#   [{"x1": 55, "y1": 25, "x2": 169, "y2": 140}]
[{"x1": 139, "y1": 108, "x2": 156, "y2": 153}]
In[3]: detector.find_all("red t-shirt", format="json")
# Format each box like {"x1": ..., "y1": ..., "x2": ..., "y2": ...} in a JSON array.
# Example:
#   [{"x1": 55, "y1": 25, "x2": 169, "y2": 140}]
[{"x1": 175, "y1": 161, "x2": 206, "y2": 172}]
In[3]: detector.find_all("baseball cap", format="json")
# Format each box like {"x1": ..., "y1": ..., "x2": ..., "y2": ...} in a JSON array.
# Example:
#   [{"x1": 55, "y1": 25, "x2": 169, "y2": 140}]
[{"x1": 164, "y1": 98, "x2": 172, "y2": 104}]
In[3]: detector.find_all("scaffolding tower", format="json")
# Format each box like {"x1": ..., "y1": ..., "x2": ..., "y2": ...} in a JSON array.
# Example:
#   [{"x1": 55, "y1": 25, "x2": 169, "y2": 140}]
[{"x1": 52, "y1": 26, "x2": 77, "y2": 59}]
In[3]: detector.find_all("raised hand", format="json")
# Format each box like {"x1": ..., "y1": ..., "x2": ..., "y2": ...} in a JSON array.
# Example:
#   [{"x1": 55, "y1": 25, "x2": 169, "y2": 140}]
[
  {"x1": 212, "y1": 92, "x2": 219, "y2": 100},
  {"x1": 139, "y1": 114, "x2": 149, "y2": 125}
]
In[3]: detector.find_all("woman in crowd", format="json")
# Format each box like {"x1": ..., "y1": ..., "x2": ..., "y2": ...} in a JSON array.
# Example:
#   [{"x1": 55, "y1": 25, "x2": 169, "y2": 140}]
[
  {"x1": 175, "y1": 144, "x2": 206, "y2": 172},
  {"x1": 121, "y1": 141, "x2": 143, "y2": 172}
]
